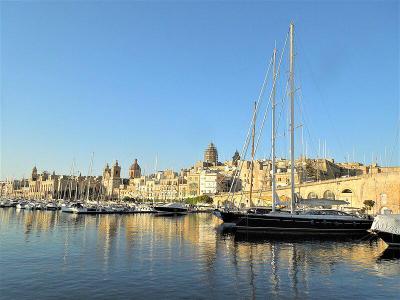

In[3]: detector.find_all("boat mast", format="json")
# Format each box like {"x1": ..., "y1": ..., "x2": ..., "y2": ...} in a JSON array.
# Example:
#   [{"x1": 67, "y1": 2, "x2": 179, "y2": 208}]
[
  {"x1": 86, "y1": 152, "x2": 94, "y2": 203},
  {"x1": 289, "y1": 22, "x2": 295, "y2": 214},
  {"x1": 249, "y1": 101, "x2": 256, "y2": 207},
  {"x1": 271, "y1": 45, "x2": 277, "y2": 212},
  {"x1": 74, "y1": 176, "x2": 78, "y2": 202}
]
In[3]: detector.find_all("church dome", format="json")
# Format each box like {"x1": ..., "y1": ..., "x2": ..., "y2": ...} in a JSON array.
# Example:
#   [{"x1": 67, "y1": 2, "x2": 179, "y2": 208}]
[
  {"x1": 204, "y1": 143, "x2": 218, "y2": 165},
  {"x1": 130, "y1": 158, "x2": 140, "y2": 170},
  {"x1": 129, "y1": 159, "x2": 141, "y2": 179}
]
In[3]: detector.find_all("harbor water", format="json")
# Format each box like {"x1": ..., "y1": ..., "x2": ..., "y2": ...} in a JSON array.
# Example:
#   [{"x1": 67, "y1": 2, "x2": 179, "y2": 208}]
[{"x1": 0, "y1": 208, "x2": 399, "y2": 299}]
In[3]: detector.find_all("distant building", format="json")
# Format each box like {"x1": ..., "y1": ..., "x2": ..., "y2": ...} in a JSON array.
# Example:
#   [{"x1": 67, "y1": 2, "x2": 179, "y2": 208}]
[
  {"x1": 129, "y1": 159, "x2": 141, "y2": 179},
  {"x1": 204, "y1": 142, "x2": 218, "y2": 166},
  {"x1": 199, "y1": 170, "x2": 230, "y2": 195},
  {"x1": 102, "y1": 161, "x2": 121, "y2": 199},
  {"x1": 232, "y1": 150, "x2": 240, "y2": 166}
]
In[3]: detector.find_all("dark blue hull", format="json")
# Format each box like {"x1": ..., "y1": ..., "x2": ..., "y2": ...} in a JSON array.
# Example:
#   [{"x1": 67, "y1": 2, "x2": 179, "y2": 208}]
[{"x1": 235, "y1": 214, "x2": 373, "y2": 236}]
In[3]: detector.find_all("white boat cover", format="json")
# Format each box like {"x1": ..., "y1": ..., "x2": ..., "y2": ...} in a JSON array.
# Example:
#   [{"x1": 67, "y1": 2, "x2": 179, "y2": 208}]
[{"x1": 371, "y1": 214, "x2": 400, "y2": 235}]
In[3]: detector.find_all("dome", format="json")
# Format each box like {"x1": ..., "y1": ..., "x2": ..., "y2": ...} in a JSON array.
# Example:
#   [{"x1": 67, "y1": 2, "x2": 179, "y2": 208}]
[
  {"x1": 129, "y1": 159, "x2": 141, "y2": 179},
  {"x1": 130, "y1": 158, "x2": 140, "y2": 170},
  {"x1": 204, "y1": 142, "x2": 218, "y2": 165}
]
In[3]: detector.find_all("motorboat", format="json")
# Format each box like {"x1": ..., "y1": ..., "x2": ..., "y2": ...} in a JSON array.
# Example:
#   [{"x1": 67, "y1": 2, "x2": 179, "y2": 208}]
[
  {"x1": 16, "y1": 202, "x2": 27, "y2": 209},
  {"x1": 61, "y1": 203, "x2": 88, "y2": 213},
  {"x1": 135, "y1": 204, "x2": 156, "y2": 213},
  {"x1": 371, "y1": 214, "x2": 400, "y2": 247},
  {"x1": 25, "y1": 202, "x2": 36, "y2": 210},
  {"x1": 0, "y1": 199, "x2": 18, "y2": 208},
  {"x1": 153, "y1": 202, "x2": 189, "y2": 215},
  {"x1": 61, "y1": 203, "x2": 74, "y2": 213},
  {"x1": 46, "y1": 202, "x2": 59, "y2": 211}
]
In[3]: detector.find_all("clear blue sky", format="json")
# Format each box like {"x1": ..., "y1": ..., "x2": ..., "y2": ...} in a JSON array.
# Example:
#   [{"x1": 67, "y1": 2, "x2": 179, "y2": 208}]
[{"x1": 1, "y1": 1, "x2": 399, "y2": 179}]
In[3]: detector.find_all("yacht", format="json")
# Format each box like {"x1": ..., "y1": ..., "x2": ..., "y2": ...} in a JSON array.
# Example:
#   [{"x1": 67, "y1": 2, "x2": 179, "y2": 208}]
[
  {"x1": 16, "y1": 202, "x2": 27, "y2": 209},
  {"x1": 232, "y1": 23, "x2": 373, "y2": 236},
  {"x1": 25, "y1": 202, "x2": 36, "y2": 210},
  {"x1": 154, "y1": 202, "x2": 189, "y2": 215},
  {"x1": 371, "y1": 214, "x2": 400, "y2": 247},
  {"x1": 62, "y1": 203, "x2": 87, "y2": 213},
  {"x1": 214, "y1": 207, "x2": 272, "y2": 224},
  {"x1": 235, "y1": 207, "x2": 373, "y2": 235},
  {"x1": 46, "y1": 202, "x2": 59, "y2": 210},
  {"x1": 135, "y1": 203, "x2": 156, "y2": 213},
  {"x1": 61, "y1": 203, "x2": 74, "y2": 213}
]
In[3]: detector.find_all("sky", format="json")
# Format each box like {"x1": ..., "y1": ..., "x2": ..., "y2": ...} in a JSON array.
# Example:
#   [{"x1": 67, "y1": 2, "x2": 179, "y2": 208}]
[{"x1": 1, "y1": 0, "x2": 399, "y2": 180}]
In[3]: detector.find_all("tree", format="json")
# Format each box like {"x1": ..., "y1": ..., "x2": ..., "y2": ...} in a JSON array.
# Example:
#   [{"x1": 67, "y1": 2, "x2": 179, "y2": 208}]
[
  {"x1": 122, "y1": 196, "x2": 134, "y2": 202},
  {"x1": 363, "y1": 200, "x2": 375, "y2": 213},
  {"x1": 185, "y1": 195, "x2": 213, "y2": 205}
]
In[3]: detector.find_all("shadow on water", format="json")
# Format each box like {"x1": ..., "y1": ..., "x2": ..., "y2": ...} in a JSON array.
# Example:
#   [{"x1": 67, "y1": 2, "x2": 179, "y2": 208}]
[
  {"x1": 233, "y1": 230, "x2": 379, "y2": 244},
  {"x1": 378, "y1": 247, "x2": 400, "y2": 260},
  {"x1": 153, "y1": 213, "x2": 187, "y2": 218}
]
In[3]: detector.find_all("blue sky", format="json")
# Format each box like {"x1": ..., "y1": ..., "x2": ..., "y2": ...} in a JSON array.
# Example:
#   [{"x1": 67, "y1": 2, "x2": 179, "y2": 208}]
[{"x1": 1, "y1": 1, "x2": 399, "y2": 179}]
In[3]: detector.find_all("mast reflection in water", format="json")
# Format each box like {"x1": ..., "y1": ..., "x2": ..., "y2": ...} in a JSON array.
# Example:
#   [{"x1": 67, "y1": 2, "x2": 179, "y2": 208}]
[{"x1": 0, "y1": 209, "x2": 399, "y2": 299}]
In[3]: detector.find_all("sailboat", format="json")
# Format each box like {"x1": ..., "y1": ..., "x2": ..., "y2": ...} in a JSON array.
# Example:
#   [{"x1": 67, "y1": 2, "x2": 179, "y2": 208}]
[{"x1": 234, "y1": 23, "x2": 373, "y2": 236}]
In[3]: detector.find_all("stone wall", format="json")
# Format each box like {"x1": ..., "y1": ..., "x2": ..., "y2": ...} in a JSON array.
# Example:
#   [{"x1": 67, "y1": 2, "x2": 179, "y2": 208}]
[{"x1": 214, "y1": 170, "x2": 400, "y2": 214}]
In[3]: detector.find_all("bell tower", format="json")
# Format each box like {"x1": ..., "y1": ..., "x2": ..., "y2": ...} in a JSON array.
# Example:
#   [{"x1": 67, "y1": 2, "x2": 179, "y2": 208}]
[
  {"x1": 31, "y1": 166, "x2": 38, "y2": 181},
  {"x1": 112, "y1": 160, "x2": 121, "y2": 178}
]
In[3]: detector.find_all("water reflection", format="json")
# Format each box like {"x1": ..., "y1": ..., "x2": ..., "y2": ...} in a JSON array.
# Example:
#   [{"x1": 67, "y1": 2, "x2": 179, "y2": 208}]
[{"x1": 0, "y1": 208, "x2": 399, "y2": 299}]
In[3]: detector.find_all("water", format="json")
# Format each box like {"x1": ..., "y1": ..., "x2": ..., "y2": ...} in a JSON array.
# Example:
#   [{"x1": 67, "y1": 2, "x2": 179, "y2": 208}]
[{"x1": 0, "y1": 209, "x2": 399, "y2": 299}]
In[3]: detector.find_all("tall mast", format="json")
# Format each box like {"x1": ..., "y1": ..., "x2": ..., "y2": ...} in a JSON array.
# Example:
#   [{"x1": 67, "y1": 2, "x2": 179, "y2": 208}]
[
  {"x1": 271, "y1": 45, "x2": 277, "y2": 212},
  {"x1": 289, "y1": 22, "x2": 295, "y2": 214},
  {"x1": 86, "y1": 152, "x2": 94, "y2": 202},
  {"x1": 249, "y1": 101, "x2": 256, "y2": 207}
]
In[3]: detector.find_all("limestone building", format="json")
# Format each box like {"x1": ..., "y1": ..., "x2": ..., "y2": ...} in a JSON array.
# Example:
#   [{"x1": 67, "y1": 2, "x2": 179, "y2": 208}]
[
  {"x1": 102, "y1": 161, "x2": 121, "y2": 199},
  {"x1": 204, "y1": 143, "x2": 218, "y2": 166},
  {"x1": 129, "y1": 159, "x2": 141, "y2": 179}
]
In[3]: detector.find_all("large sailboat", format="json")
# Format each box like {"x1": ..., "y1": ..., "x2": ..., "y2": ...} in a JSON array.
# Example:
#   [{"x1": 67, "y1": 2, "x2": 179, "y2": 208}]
[{"x1": 233, "y1": 23, "x2": 373, "y2": 236}]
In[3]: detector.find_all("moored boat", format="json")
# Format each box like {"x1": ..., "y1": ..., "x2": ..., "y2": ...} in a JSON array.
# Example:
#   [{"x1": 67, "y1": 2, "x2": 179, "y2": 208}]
[
  {"x1": 235, "y1": 209, "x2": 373, "y2": 235},
  {"x1": 135, "y1": 204, "x2": 156, "y2": 213},
  {"x1": 213, "y1": 207, "x2": 273, "y2": 224},
  {"x1": 230, "y1": 23, "x2": 373, "y2": 237},
  {"x1": 16, "y1": 202, "x2": 27, "y2": 209},
  {"x1": 46, "y1": 202, "x2": 59, "y2": 210},
  {"x1": 154, "y1": 202, "x2": 188, "y2": 215},
  {"x1": 371, "y1": 214, "x2": 400, "y2": 247}
]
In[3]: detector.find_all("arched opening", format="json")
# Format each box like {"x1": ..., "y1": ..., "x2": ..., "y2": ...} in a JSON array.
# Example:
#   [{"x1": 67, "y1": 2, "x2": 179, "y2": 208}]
[
  {"x1": 341, "y1": 189, "x2": 353, "y2": 206},
  {"x1": 307, "y1": 192, "x2": 318, "y2": 199},
  {"x1": 323, "y1": 190, "x2": 335, "y2": 200}
]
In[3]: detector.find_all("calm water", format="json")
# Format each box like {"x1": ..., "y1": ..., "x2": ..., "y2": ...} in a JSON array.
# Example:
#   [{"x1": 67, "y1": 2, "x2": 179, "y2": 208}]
[{"x1": 0, "y1": 209, "x2": 399, "y2": 299}]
